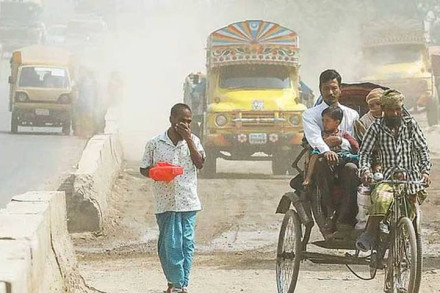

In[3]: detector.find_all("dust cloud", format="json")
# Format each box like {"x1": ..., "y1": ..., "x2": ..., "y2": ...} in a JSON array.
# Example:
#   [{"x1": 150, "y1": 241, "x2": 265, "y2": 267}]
[{"x1": 104, "y1": 0, "x2": 417, "y2": 161}]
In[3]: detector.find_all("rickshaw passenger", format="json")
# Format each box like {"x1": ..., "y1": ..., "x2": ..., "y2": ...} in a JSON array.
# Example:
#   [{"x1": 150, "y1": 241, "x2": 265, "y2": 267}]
[
  {"x1": 303, "y1": 106, "x2": 359, "y2": 187},
  {"x1": 354, "y1": 88, "x2": 384, "y2": 141},
  {"x1": 354, "y1": 88, "x2": 384, "y2": 172},
  {"x1": 302, "y1": 69, "x2": 360, "y2": 236},
  {"x1": 357, "y1": 89, "x2": 431, "y2": 252}
]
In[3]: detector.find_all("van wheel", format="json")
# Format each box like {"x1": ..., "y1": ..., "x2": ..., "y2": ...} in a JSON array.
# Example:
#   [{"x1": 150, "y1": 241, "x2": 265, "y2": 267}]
[
  {"x1": 10, "y1": 112, "x2": 18, "y2": 134},
  {"x1": 62, "y1": 121, "x2": 71, "y2": 135}
]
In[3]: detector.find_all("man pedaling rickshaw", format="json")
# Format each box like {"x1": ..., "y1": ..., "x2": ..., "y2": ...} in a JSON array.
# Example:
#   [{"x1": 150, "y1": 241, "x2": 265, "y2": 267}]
[
  {"x1": 302, "y1": 69, "x2": 360, "y2": 238},
  {"x1": 356, "y1": 89, "x2": 432, "y2": 252}
]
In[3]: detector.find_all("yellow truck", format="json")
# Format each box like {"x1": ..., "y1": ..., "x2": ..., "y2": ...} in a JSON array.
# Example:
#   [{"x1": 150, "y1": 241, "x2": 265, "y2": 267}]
[
  {"x1": 360, "y1": 18, "x2": 439, "y2": 125},
  {"x1": 194, "y1": 20, "x2": 307, "y2": 176},
  {"x1": 9, "y1": 45, "x2": 76, "y2": 134}
]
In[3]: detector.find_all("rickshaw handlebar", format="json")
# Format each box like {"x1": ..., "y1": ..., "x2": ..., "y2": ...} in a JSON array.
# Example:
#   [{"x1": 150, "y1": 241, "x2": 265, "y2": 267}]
[
  {"x1": 375, "y1": 179, "x2": 427, "y2": 187},
  {"x1": 369, "y1": 167, "x2": 428, "y2": 187}
]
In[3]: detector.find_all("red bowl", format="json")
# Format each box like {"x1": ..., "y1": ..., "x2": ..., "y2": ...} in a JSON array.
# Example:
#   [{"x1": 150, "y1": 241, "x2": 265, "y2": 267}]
[{"x1": 149, "y1": 162, "x2": 183, "y2": 183}]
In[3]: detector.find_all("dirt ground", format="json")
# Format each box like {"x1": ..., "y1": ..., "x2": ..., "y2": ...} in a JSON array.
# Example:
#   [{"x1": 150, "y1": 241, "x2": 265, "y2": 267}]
[{"x1": 74, "y1": 122, "x2": 440, "y2": 293}]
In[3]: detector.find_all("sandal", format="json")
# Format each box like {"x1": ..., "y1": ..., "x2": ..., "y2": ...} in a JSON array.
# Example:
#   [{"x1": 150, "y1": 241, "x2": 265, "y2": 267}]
[{"x1": 356, "y1": 232, "x2": 374, "y2": 252}]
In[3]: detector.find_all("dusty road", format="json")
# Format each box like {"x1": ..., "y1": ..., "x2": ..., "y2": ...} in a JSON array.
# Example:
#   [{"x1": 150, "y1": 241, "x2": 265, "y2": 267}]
[{"x1": 74, "y1": 144, "x2": 440, "y2": 292}]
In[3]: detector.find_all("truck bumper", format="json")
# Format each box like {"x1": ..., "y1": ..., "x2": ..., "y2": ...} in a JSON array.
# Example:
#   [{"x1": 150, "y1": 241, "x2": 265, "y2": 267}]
[{"x1": 204, "y1": 132, "x2": 304, "y2": 157}]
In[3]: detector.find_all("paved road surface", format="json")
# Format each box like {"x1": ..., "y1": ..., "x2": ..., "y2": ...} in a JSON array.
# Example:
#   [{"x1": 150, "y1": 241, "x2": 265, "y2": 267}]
[{"x1": 0, "y1": 60, "x2": 87, "y2": 207}]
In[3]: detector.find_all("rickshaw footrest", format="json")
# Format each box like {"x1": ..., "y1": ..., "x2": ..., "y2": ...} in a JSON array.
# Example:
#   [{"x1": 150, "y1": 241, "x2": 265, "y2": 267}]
[{"x1": 302, "y1": 251, "x2": 369, "y2": 265}]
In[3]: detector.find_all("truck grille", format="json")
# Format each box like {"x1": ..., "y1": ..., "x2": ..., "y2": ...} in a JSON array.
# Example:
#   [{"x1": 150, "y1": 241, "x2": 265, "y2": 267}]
[{"x1": 233, "y1": 112, "x2": 284, "y2": 127}]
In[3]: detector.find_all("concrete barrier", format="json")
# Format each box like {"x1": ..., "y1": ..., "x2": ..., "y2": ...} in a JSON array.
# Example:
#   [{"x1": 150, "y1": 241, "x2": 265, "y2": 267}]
[
  {"x1": 0, "y1": 109, "x2": 122, "y2": 291},
  {"x1": 0, "y1": 191, "x2": 87, "y2": 293},
  {"x1": 0, "y1": 241, "x2": 31, "y2": 293},
  {"x1": 63, "y1": 134, "x2": 122, "y2": 232}
]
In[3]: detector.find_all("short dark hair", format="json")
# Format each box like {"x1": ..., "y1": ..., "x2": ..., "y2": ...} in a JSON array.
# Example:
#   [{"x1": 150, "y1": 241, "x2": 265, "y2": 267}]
[
  {"x1": 321, "y1": 106, "x2": 343, "y2": 122},
  {"x1": 170, "y1": 103, "x2": 191, "y2": 117},
  {"x1": 319, "y1": 69, "x2": 342, "y2": 88}
]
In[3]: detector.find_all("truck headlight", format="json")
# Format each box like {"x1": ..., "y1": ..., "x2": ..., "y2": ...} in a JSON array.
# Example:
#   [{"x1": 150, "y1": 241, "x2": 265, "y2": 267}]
[
  {"x1": 15, "y1": 92, "x2": 28, "y2": 102},
  {"x1": 215, "y1": 114, "x2": 227, "y2": 127},
  {"x1": 58, "y1": 94, "x2": 71, "y2": 104},
  {"x1": 289, "y1": 115, "x2": 300, "y2": 126}
]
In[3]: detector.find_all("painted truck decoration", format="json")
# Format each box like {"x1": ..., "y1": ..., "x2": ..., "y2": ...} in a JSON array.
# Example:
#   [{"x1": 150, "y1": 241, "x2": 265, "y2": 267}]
[{"x1": 185, "y1": 20, "x2": 307, "y2": 177}]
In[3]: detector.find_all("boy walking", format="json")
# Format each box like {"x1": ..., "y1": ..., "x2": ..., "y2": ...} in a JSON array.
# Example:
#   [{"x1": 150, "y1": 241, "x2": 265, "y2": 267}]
[{"x1": 140, "y1": 103, "x2": 205, "y2": 292}]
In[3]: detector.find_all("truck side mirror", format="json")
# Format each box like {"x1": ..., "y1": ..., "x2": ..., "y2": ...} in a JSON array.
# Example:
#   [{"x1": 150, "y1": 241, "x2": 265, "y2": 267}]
[{"x1": 8, "y1": 76, "x2": 13, "y2": 84}]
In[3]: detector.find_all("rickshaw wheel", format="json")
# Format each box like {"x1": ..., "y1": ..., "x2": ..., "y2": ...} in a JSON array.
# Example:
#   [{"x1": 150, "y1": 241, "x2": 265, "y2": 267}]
[
  {"x1": 310, "y1": 183, "x2": 328, "y2": 234},
  {"x1": 276, "y1": 209, "x2": 302, "y2": 293},
  {"x1": 369, "y1": 251, "x2": 378, "y2": 278},
  {"x1": 413, "y1": 225, "x2": 422, "y2": 293},
  {"x1": 385, "y1": 217, "x2": 418, "y2": 293},
  {"x1": 413, "y1": 205, "x2": 423, "y2": 293}
]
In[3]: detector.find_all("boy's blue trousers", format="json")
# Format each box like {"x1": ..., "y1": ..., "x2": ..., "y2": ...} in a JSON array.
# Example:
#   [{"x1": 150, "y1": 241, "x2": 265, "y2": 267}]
[{"x1": 156, "y1": 211, "x2": 197, "y2": 288}]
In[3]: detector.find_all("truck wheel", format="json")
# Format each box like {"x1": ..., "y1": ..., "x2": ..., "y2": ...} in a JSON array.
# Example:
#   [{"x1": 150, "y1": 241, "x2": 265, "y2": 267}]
[
  {"x1": 190, "y1": 121, "x2": 201, "y2": 138},
  {"x1": 200, "y1": 151, "x2": 217, "y2": 178},
  {"x1": 272, "y1": 153, "x2": 287, "y2": 175},
  {"x1": 62, "y1": 121, "x2": 71, "y2": 136},
  {"x1": 427, "y1": 95, "x2": 439, "y2": 126},
  {"x1": 287, "y1": 147, "x2": 304, "y2": 175},
  {"x1": 10, "y1": 112, "x2": 18, "y2": 134}
]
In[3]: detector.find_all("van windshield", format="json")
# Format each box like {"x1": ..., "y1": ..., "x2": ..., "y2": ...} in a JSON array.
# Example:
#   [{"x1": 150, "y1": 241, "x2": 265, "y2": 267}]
[
  {"x1": 219, "y1": 65, "x2": 291, "y2": 89},
  {"x1": 19, "y1": 67, "x2": 70, "y2": 88}
]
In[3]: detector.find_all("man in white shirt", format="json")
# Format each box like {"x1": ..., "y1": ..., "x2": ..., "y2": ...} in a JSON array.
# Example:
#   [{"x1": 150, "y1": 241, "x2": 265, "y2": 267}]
[
  {"x1": 140, "y1": 103, "x2": 205, "y2": 293},
  {"x1": 302, "y1": 69, "x2": 360, "y2": 237}
]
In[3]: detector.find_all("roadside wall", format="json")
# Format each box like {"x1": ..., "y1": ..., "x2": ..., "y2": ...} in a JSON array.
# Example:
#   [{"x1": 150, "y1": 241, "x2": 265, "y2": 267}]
[
  {"x1": 0, "y1": 191, "x2": 87, "y2": 293},
  {"x1": 63, "y1": 106, "x2": 123, "y2": 232},
  {"x1": 65, "y1": 134, "x2": 122, "y2": 232}
]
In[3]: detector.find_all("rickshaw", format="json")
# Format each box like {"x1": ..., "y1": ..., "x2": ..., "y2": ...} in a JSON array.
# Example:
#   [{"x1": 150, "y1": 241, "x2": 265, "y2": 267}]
[{"x1": 275, "y1": 83, "x2": 425, "y2": 293}]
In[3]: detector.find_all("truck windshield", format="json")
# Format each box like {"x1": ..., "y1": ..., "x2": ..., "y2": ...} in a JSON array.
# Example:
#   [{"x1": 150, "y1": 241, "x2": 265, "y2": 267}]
[
  {"x1": 364, "y1": 44, "x2": 423, "y2": 65},
  {"x1": 19, "y1": 67, "x2": 70, "y2": 89},
  {"x1": 219, "y1": 65, "x2": 291, "y2": 89}
]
